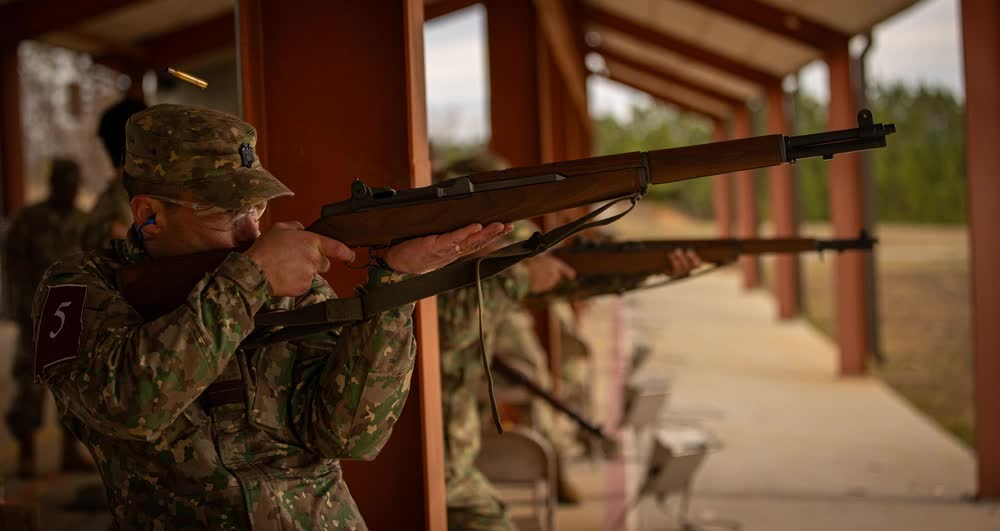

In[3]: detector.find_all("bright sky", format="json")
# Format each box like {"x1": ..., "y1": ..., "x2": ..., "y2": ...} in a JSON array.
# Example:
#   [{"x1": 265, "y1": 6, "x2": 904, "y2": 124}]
[{"x1": 423, "y1": 0, "x2": 964, "y2": 143}]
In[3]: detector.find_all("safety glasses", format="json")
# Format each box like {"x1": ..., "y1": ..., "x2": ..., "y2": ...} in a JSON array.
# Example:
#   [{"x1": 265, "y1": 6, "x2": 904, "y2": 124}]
[{"x1": 150, "y1": 195, "x2": 267, "y2": 231}]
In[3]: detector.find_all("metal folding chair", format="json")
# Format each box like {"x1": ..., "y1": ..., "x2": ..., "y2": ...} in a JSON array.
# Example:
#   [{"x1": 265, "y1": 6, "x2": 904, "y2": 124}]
[{"x1": 476, "y1": 426, "x2": 557, "y2": 531}]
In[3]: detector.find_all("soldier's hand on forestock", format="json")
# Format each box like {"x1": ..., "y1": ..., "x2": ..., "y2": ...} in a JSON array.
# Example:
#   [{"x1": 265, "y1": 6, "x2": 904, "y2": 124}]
[
  {"x1": 668, "y1": 249, "x2": 702, "y2": 277},
  {"x1": 524, "y1": 254, "x2": 576, "y2": 294},
  {"x1": 245, "y1": 221, "x2": 356, "y2": 297},
  {"x1": 381, "y1": 222, "x2": 511, "y2": 275}
]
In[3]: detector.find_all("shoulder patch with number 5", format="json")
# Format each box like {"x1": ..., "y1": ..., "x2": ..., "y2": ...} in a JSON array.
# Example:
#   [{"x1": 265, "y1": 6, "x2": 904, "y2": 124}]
[{"x1": 34, "y1": 284, "x2": 88, "y2": 382}]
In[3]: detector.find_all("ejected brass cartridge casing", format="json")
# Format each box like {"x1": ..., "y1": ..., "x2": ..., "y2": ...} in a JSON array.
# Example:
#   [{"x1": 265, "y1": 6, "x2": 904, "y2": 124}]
[{"x1": 167, "y1": 68, "x2": 208, "y2": 89}]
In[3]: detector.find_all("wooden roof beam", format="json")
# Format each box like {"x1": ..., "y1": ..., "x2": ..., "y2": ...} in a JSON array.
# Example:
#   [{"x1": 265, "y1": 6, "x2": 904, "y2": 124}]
[
  {"x1": 593, "y1": 45, "x2": 746, "y2": 108},
  {"x1": 0, "y1": 0, "x2": 138, "y2": 47},
  {"x1": 424, "y1": 0, "x2": 479, "y2": 21},
  {"x1": 601, "y1": 70, "x2": 729, "y2": 122},
  {"x1": 676, "y1": 0, "x2": 850, "y2": 51},
  {"x1": 584, "y1": 4, "x2": 780, "y2": 88},
  {"x1": 96, "y1": 13, "x2": 234, "y2": 72},
  {"x1": 534, "y1": 0, "x2": 590, "y2": 135},
  {"x1": 144, "y1": 14, "x2": 234, "y2": 67}
]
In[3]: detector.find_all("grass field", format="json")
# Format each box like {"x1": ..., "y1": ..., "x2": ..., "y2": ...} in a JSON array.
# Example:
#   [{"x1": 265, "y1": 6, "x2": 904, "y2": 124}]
[{"x1": 613, "y1": 202, "x2": 975, "y2": 447}]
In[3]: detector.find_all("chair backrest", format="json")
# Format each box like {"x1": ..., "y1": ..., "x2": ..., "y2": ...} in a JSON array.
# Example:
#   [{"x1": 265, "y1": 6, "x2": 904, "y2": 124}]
[
  {"x1": 475, "y1": 426, "x2": 557, "y2": 531},
  {"x1": 638, "y1": 428, "x2": 711, "y2": 501},
  {"x1": 622, "y1": 379, "x2": 670, "y2": 431},
  {"x1": 476, "y1": 427, "x2": 555, "y2": 485}
]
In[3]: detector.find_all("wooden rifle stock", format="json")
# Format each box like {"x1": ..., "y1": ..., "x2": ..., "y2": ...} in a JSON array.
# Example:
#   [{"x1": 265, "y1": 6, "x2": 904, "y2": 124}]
[{"x1": 119, "y1": 112, "x2": 893, "y2": 320}]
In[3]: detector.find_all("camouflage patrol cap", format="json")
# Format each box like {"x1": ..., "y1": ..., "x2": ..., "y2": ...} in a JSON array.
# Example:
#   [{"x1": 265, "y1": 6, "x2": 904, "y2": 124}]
[{"x1": 123, "y1": 103, "x2": 292, "y2": 209}]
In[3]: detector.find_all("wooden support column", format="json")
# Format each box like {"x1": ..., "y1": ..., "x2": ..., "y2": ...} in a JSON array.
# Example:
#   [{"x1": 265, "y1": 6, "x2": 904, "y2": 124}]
[
  {"x1": 734, "y1": 106, "x2": 760, "y2": 288},
  {"x1": 962, "y1": 0, "x2": 1000, "y2": 500},
  {"x1": 238, "y1": 2, "x2": 445, "y2": 529},
  {"x1": 767, "y1": 82, "x2": 800, "y2": 318},
  {"x1": 537, "y1": 30, "x2": 566, "y2": 390},
  {"x1": 1, "y1": 44, "x2": 23, "y2": 216},
  {"x1": 711, "y1": 118, "x2": 732, "y2": 237},
  {"x1": 532, "y1": 0, "x2": 589, "y2": 136},
  {"x1": 486, "y1": 0, "x2": 541, "y2": 167},
  {"x1": 487, "y1": 0, "x2": 567, "y2": 391},
  {"x1": 827, "y1": 41, "x2": 869, "y2": 375},
  {"x1": 538, "y1": 38, "x2": 568, "y2": 164}
]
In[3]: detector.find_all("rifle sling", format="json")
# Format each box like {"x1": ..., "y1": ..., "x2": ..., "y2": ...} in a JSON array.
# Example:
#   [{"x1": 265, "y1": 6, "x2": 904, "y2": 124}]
[{"x1": 243, "y1": 195, "x2": 641, "y2": 433}]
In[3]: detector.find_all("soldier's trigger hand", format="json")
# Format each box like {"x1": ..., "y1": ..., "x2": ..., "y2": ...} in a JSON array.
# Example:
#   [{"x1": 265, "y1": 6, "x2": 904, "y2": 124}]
[
  {"x1": 245, "y1": 221, "x2": 356, "y2": 297},
  {"x1": 382, "y1": 222, "x2": 511, "y2": 275},
  {"x1": 524, "y1": 254, "x2": 576, "y2": 294}
]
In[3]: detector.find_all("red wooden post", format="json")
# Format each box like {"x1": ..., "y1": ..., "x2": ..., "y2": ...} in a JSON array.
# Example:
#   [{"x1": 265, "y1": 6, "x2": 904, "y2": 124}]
[
  {"x1": 536, "y1": 30, "x2": 567, "y2": 390},
  {"x1": 486, "y1": 0, "x2": 541, "y2": 167},
  {"x1": 827, "y1": 41, "x2": 869, "y2": 375},
  {"x1": 238, "y1": 2, "x2": 445, "y2": 528},
  {"x1": 962, "y1": 0, "x2": 1000, "y2": 500},
  {"x1": 711, "y1": 118, "x2": 732, "y2": 237},
  {"x1": 734, "y1": 106, "x2": 760, "y2": 288},
  {"x1": 767, "y1": 82, "x2": 800, "y2": 318},
  {"x1": 1, "y1": 44, "x2": 23, "y2": 216}
]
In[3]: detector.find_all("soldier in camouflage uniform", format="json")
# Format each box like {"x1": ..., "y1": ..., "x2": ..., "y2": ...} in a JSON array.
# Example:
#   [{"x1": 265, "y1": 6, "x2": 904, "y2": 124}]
[
  {"x1": 3, "y1": 158, "x2": 92, "y2": 478},
  {"x1": 434, "y1": 153, "x2": 576, "y2": 530},
  {"x1": 81, "y1": 97, "x2": 147, "y2": 251},
  {"x1": 32, "y1": 104, "x2": 509, "y2": 529}
]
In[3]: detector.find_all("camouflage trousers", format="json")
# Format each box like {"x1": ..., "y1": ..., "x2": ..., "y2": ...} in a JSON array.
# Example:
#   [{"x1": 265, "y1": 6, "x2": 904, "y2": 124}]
[
  {"x1": 5, "y1": 318, "x2": 46, "y2": 438},
  {"x1": 446, "y1": 467, "x2": 516, "y2": 531}
]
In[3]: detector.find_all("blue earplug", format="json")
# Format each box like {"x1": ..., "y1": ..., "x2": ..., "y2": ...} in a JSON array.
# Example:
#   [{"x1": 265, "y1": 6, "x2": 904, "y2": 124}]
[{"x1": 135, "y1": 214, "x2": 156, "y2": 242}]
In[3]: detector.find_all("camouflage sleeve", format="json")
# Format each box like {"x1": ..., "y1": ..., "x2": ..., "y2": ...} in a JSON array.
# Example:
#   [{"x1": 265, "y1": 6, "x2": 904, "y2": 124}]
[
  {"x1": 38, "y1": 252, "x2": 270, "y2": 441},
  {"x1": 437, "y1": 263, "x2": 532, "y2": 352},
  {"x1": 289, "y1": 267, "x2": 417, "y2": 460}
]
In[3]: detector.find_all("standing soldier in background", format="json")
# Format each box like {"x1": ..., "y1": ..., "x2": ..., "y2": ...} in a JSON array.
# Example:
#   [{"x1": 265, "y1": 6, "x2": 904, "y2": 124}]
[
  {"x1": 490, "y1": 220, "x2": 585, "y2": 505},
  {"x1": 81, "y1": 97, "x2": 147, "y2": 251},
  {"x1": 4, "y1": 158, "x2": 92, "y2": 478},
  {"x1": 435, "y1": 152, "x2": 577, "y2": 529}
]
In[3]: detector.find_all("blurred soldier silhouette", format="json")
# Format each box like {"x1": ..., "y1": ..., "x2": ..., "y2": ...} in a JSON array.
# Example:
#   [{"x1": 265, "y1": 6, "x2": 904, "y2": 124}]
[
  {"x1": 81, "y1": 97, "x2": 147, "y2": 251},
  {"x1": 4, "y1": 158, "x2": 91, "y2": 478}
]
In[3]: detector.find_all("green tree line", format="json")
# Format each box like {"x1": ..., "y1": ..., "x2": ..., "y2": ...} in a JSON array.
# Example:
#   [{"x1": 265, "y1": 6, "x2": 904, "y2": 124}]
[{"x1": 594, "y1": 82, "x2": 967, "y2": 224}]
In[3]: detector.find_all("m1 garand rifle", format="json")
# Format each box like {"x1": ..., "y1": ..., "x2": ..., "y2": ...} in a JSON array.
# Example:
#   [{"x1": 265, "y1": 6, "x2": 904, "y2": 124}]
[
  {"x1": 539, "y1": 232, "x2": 877, "y2": 300},
  {"x1": 120, "y1": 109, "x2": 895, "y2": 335},
  {"x1": 491, "y1": 357, "x2": 619, "y2": 454}
]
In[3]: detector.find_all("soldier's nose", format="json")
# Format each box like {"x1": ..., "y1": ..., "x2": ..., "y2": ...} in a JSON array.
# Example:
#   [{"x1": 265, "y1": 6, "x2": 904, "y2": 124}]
[{"x1": 234, "y1": 217, "x2": 261, "y2": 244}]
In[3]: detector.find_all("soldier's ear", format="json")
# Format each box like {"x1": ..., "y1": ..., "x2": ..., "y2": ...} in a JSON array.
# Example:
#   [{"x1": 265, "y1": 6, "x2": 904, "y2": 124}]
[{"x1": 129, "y1": 195, "x2": 161, "y2": 226}]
